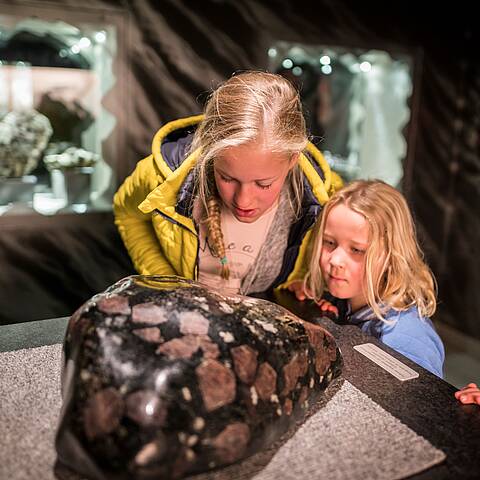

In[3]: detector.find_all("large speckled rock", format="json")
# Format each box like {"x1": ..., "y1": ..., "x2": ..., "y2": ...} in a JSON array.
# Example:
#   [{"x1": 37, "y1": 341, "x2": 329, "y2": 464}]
[{"x1": 56, "y1": 275, "x2": 342, "y2": 480}]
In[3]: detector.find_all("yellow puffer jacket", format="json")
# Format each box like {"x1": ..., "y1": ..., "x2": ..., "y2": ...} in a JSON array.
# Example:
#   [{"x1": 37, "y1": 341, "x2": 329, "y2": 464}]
[{"x1": 113, "y1": 115, "x2": 342, "y2": 290}]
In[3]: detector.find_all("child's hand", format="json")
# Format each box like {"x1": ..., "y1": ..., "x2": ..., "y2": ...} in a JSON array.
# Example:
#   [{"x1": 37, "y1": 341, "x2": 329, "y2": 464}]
[
  {"x1": 317, "y1": 299, "x2": 339, "y2": 318},
  {"x1": 455, "y1": 382, "x2": 480, "y2": 405},
  {"x1": 287, "y1": 280, "x2": 307, "y2": 301}
]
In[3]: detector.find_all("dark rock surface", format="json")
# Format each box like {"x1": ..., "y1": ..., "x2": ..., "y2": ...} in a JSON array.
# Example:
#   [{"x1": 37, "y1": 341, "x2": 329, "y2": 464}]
[{"x1": 56, "y1": 275, "x2": 342, "y2": 480}]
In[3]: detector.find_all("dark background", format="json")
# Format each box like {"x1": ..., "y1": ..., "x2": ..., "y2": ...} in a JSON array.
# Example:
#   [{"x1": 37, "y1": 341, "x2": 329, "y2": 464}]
[{"x1": 1, "y1": 0, "x2": 479, "y2": 341}]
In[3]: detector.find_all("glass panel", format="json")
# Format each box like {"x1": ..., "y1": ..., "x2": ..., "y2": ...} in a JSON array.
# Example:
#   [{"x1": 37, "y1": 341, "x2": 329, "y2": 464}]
[
  {"x1": 268, "y1": 42, "x2": 413, "y2": 186},
  {"x1": 0, "y1": 14, "x2": 117, "y2": 215}
]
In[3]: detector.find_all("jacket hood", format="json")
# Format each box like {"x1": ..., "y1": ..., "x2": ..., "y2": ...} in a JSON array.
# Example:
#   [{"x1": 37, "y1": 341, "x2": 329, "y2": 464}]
[
  {"x1": 151, "y1": 115, "x2": 202, "y2": 177},
  {"x1": 144, "y1": 115, "x2": 334, "y2": 220}
]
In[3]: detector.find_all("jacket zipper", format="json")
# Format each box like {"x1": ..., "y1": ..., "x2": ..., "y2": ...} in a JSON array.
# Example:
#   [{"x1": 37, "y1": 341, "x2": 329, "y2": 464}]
[{"x1": 154, "y1": 208, "x2": 199, "y2": 280}]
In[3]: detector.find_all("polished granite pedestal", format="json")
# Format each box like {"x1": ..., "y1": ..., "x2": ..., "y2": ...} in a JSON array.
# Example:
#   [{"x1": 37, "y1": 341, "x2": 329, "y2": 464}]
[{"x1": 1, "y1": 291, "x2": 479, "y2": 480}]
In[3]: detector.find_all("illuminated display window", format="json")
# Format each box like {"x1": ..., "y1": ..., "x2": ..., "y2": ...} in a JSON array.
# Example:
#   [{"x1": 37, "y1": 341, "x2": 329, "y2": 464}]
[
  {"x1": 0, "y1": 6, "x2": 125, "y2": 216},
  {"x1": 268, "y1": 42, "x2": 415, "y2": 187}
]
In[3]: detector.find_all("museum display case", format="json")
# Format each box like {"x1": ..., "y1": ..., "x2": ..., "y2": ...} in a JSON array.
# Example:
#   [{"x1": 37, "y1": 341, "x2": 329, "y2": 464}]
[
  {"x1": 0, "y1": 3, "x2": 128, "y2": 218},
  {"x1": 268, "y1": 42, "x2": 418, "y2": 187}
]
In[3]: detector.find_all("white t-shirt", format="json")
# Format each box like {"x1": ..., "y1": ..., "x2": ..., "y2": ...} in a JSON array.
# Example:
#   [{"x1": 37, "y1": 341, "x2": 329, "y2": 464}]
[{"x1": 198, "y1": 202, "x2": 278, "y2": 294}]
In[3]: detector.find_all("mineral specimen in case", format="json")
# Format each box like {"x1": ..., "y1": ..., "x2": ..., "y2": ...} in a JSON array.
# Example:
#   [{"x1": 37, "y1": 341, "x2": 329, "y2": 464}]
[
  {"x1": 0, "y1": 109, "x2": 52, "y2": 178},
  {"x1": 56, "y1": 275, "x2": 342, "y2": 480}
]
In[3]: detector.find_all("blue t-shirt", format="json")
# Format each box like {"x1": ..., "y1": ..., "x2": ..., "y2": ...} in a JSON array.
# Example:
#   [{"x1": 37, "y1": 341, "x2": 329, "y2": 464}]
[{"x1": 348, "y1": 304, "x2": 445, "y2": 378}]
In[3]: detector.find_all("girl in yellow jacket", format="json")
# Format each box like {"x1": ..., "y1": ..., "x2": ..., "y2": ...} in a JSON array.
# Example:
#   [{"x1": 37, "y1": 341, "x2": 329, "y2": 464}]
[{"x1": 113, "y1": 71, "x2": 341, "y2": 296}]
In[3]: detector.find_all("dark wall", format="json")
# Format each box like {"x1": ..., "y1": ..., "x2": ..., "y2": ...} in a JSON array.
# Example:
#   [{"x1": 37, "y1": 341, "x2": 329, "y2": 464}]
[
  {"x1": 4, "y1": 0, "x2": 479, "y2": 339},
  {"x1": 0, "y1": 213, "x2": 134, "y2": 324}
]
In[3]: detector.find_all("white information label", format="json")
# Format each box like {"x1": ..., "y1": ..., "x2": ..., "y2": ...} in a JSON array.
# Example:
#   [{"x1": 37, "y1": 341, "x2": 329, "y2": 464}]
[{"x1": 353, "y1": 343, "x2": 419, "y2": 381}]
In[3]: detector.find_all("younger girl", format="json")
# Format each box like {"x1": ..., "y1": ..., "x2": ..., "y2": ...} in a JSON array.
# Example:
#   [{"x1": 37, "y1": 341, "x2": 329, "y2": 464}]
[
  {"x1": 304, "y1": 179, "x2": 445, "y2": 378},
  {"x1": 114, "y1": 71, "x2": 340, "y2": 296}
]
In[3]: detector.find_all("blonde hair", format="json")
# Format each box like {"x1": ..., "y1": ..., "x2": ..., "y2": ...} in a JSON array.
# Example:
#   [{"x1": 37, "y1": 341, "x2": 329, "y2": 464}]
[
  {"x1": 190, "y1": 71, "x2": 308, "y2": 279},
  {"x1": 306, "y1": 179, "x2": 437, "y2": 320}
]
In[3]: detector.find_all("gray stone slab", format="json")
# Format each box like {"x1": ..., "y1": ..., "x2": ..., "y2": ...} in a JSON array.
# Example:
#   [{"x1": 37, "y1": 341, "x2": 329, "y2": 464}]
[{"x1": 0, "y1": 317, "x2": 68, "y2": 352}]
